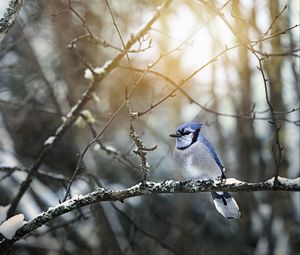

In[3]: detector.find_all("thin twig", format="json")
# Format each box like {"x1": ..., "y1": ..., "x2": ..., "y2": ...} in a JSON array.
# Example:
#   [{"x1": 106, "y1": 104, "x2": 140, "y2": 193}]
[
  {"x1": 62, "y1": 65, "x2": 152, "y2": 201},
  {"x1": 200, "y1": 1, "x2": 287, "y2": 187},
  {"x1": 112, "y1": 203, "x2": 180, "y2": 255},
  {"x1": 261, "y1": 5, "x2": 287, "y2": 39},
  {"x1": 254, "y1": 48, "x2": 300, "y2": 58},
  {"x1": 254, "y1": 52, "x2": 283, "y2": 187},
  {"x1": 137, "y1": 44, "x2": 240, "y2": 117},
  {"x1": 119, "y1": 65, "x2": 299, "y2": 125},
  {"x1": 0, "y1": 167, "x2": 66, "y2": 182},
  {"x1": 87, "y1": 123, "x2": 138, "y2": 171}
]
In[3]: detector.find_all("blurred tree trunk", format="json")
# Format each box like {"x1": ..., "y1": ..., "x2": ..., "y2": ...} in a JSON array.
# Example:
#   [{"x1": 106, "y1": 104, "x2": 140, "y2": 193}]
[
  {"x1": 231, "y1": 0, "x2": 257, "y2": 251},
  {"x1": 94, "y1": 205, "x2": 123, "y2": 255},
  {"x1": 159, "y1": 5, "x2": 183, "y2": 126},
  {"x1": 263, "y1": 1, "x2": 291, "y2": 254}
]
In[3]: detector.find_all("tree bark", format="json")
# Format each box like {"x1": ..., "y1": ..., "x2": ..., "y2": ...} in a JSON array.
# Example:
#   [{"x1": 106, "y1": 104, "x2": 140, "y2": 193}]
[{"x1": 1, "y1": 176, "x2": 299, "y2": 252}]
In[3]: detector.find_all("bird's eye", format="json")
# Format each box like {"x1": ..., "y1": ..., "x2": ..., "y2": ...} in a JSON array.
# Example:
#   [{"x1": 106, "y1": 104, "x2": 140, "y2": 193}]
[{"x1": 183, "y1": 131, "x2": 191, "y2": 135}]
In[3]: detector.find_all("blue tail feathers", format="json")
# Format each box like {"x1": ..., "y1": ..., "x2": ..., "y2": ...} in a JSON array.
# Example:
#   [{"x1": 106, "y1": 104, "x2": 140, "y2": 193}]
[{"x1": 211, "y1": 192, "x2": 241, "y2": 219}]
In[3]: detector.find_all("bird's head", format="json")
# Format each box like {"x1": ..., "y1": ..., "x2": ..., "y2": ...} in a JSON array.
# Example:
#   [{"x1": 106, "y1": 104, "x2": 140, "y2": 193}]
[{"x1": 169, "y1": 122, "x2": 203, "y2": 149}]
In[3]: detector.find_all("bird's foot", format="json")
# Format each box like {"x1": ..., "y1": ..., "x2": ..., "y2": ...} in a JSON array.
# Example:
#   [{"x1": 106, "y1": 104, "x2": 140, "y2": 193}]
[{"x1": 216, "y1": 175, "x2": 225, "y2": 184}]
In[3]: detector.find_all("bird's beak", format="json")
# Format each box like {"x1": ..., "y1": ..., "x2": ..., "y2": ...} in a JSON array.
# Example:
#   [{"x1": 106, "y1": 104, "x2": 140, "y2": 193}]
[{"x1": 169, "y1": 132, "x2": 181, "y2": 138}]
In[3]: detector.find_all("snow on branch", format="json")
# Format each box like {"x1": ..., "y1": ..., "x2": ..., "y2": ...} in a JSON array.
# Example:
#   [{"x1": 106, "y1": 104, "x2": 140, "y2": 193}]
[
  {"x1": 0, "y1": 176, "x2": 299, "y2": 251},
  {"x1": 0, "y1": 0, "x2": 24, "y2": 42}
]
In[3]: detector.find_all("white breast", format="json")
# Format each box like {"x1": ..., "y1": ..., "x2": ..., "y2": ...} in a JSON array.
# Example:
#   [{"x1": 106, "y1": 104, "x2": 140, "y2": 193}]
[{"x1": 173, "y1": 142, "x2": 222, "y2": 180}]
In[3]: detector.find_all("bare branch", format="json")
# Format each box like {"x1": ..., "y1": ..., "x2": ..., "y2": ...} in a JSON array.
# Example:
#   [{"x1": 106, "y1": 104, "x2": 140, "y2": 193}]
[
  {"x1": 6, "y1": 0, "x2": 173, "y2": 217},
  {"x1": 200, "y1": 0, "x2": 287, "y2": 187},
  {"x1": 254, "y1": 48, "x2": 300, "y2": 58},
  {"x1": 105, "y1": 0, "x2": 132, "y2": 68},
  {"x1": 254, "y1": 54, "x2": 283, "y2": 186},
  {"x1": 120, "y1": 65, "x2": 299, "y2": 124},
  {"x1": 128, "y1": 120, "x2": 156, "y2": 183},
  {"x1": 87, "y1": 123, "x2": 138, "y2": 171},
  {"x1": 0, "y1": 167, "x2": 66, "y2": 182},
  {"x1": 249, "y1": 24, "x2": 299, "y2": 44},
  {"x1": 137, "y1": 44, "x2": 240, "y2": 117},
  {"x1": 259, "y1": 4, "x2": 287, "y2": 40}
]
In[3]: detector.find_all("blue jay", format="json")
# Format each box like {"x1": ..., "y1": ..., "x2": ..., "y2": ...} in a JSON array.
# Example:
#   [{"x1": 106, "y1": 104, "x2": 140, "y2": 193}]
[{"x1": 170, "y1": 121, "x2": 241, "y2": 219}]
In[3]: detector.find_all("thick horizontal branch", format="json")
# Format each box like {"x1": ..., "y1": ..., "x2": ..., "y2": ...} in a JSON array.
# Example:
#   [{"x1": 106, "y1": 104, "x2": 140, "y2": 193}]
[{"x1": 0, "y1": 176, "x2": 299, "y2": 251}]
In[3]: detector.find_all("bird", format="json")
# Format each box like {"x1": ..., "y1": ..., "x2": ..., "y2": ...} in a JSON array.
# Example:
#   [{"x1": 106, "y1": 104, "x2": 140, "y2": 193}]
[{"x1": 169, "y1": 121, "x2": 241, "y2": 219}]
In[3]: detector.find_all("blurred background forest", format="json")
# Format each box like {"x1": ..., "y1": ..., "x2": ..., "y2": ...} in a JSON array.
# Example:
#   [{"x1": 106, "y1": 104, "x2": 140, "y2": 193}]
[{"x1": 0, "y1": 0, "x2": 299, "y2": 254}]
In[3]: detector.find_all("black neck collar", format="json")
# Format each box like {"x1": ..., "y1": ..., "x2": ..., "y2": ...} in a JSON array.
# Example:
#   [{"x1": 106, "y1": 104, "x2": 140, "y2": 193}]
[{"x1": 177, "y1": 130, "x2": 200, "y2": 150}]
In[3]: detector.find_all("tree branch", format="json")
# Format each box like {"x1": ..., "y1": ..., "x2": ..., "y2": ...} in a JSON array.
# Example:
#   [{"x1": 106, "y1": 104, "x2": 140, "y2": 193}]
[
  {"x1": 1, "y1": 176, "x2": 299, "y2": 251},
  {"x1": 6, "y1": 0, "x2": 173, "y2": 218},
  {"x1": 0, "y1": 166, "x2": 66, "y2": 182}
]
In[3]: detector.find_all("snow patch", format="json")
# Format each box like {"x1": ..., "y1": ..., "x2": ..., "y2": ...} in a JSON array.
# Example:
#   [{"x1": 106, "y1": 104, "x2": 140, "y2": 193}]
[
  {"x1": 163, "y1": 180, "x2": 174, "y2": 186},
  {"x1": 44, "y1": 136, "x2": 55, "y2": 146},
  {"x1": 93, "y1": 143, "x2": 101, "y2": 151},
  {"x1": 84, "y1": 60, "x2": 112, "y2": 80},
  {"x1": 278, "y1": 176, "x2": 300, "y2": 186},
  {"x1": 225, "y1": 178, "x2": 241, "y2": 184},
  {"x1": 266, "y1": 177, "x2": 300, "y2": 186},
  {"x1": 105, "y1": 145, "x2": 118, "y2": 153},
  {"x1": 72, "y1": 194, "x2": 84, "y2": 200},
  {"x1": 84, "y1": 69, "x2": 94, "y2": 80},
  {"x1": 0, "y1": 214, "x2": 25, "y2": 239},
  {"x1": 66, "y1": 105, "x2": 78, "y2": 118}
]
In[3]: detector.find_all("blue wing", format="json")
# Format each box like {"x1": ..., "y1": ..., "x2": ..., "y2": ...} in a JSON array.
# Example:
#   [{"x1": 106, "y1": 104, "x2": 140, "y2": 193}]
[{"x1": 199, "y1": 133, "x2": 225, "y2": 176}]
